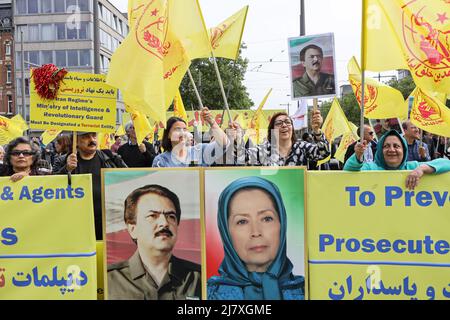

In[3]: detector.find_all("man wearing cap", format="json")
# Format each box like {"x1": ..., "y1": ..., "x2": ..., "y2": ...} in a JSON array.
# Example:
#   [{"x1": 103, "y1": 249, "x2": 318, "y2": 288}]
[
  {"x1": 107, "y1": 184, "x2": 201, "y2": 300},
  {"x1": 56, "y1": 132, "x2": 127, "y2": 240},
  {"x1": 117, "y1": 122, "x2": 156, "y2": 167}
]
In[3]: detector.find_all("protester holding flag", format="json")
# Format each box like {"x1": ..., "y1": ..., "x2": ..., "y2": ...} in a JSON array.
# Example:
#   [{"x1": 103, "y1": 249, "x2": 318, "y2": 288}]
[
  {"x1": 344, "y1": 125, "x2": 377, "y2": 164},
  {"x1": 56, "y1": 132, "x2": 127, "y2": 240},
  {"x1": 248, "y1": 110, "x2": 329, "y2": 166},
  {"x1": 111, "y1": 136, "x2": 122, "y2": 154},
  {"x1": 344, "y1": 130, "x2": 450, "y2": 190},
  {"x1": 117, "y1": 122, "x2": 156, "y2": 168},
  {"x1": 152, "y1": 107, "x2": 229, "y2": 167},
  {"x1": 0, "y1": 137, "x2": 47, "y2": 182},
  {"x1": 401, "y1": 121, "x2": 430, "y2": 162}
]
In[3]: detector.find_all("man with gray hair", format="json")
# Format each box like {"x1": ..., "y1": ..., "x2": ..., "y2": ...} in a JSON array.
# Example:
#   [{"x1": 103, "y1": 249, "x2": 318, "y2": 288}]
[{"x1": 118, "y1": 121, "x2": 156, "y2": 167}]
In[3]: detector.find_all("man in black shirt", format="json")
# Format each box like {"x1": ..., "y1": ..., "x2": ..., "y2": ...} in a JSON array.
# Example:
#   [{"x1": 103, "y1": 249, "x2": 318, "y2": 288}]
[
  {"x1": 118, "y1": 122, "x2": 156, "y2": 167},
  {"x1": 57, "y1": 132, "x2": 127, "y2": 240}
]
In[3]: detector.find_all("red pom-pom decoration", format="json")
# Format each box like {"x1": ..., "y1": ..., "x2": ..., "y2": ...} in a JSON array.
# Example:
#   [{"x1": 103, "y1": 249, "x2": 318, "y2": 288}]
[{"x1": 31, "y1": 64, "x2": 68, "y2": 100}]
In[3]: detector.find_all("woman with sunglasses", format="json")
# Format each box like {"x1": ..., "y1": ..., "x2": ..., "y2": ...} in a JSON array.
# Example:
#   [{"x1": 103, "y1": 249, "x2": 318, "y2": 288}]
[
  {"x1": 0, "y1": 137, "x2": 43, "y2": 182},
  {"x1": 247, "y1": 110, "x2": 330, "y2": 166}
]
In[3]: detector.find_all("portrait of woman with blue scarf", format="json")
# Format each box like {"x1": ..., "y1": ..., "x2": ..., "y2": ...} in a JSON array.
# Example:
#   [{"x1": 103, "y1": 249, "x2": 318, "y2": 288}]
[{"x1": 207, "y1": 176, "x2": 305, "y2": 300}]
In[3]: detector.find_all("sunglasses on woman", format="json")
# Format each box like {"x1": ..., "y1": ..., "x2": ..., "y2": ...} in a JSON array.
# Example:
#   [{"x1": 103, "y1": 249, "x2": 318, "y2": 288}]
[{"x1": 10, "y1": 150, "x2": 35, "y2": 157}]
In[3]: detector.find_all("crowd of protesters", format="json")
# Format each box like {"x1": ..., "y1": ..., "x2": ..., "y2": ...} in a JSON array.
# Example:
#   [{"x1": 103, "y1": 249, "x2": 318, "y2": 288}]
[{"x1": 1, "y1": 107, "x2": 450, "y2": 240}]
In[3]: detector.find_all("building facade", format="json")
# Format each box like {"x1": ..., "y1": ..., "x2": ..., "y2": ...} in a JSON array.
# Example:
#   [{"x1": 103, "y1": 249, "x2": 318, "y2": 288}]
[
  {"x1": 0, "y1": 0, "x2": 14, "y2": 117},
  {"x1": 13, "y1": 0, "x2": 127, "y2": 124}
]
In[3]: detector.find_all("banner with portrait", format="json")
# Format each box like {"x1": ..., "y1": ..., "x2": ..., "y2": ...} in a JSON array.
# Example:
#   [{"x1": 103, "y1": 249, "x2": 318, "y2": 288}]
[
  {"x1": 288, "y1": 33, "x2": 337, "y2": 100},
  {"x1": 307, "y1": 171, "x2": 450, "y2": 300},
  {"x1": 102, "y1": 168, "x2": 202, "y2": 300},
  {"x1": 0, "y1": 175, "x2": 97, "y2": 299}
]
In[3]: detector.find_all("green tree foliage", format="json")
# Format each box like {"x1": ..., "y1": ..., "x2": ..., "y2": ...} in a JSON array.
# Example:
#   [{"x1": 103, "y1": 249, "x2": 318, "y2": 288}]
[
  {"x1": 178, "y1": 47, "x2": 254, "y2": 111},
  {"x1": 385, "y1": 75, "x2": 415, "y2": 99}
]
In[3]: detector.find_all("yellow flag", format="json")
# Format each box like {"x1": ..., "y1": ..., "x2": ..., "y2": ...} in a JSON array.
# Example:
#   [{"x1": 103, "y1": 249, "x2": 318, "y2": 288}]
[
  {"x1": 334, "y1": 123, "x2": 359, "y2": 163},
  {"x1": 131, "y1": 111, "x2": 153, "y2": 144},
  {"x1": 115, "y1": 125, "x2": 126, "y2": 137},
  {"x1": 11, "y1": 114, "x2": 29, "y2": 132},
  {"x1": 0, "y1": 115, "x2": 27, "y2": 145},
  {"x1": 41, "y1": 129, "x2": 62, "y2": 146},
  {"x1": 318, "y1": 98, "x2": 356, "y2": 166},
  {"x1": 107, "y1": 0, "x2": 191, "y2": 123},
  {"x1": 98, "y1": 132, "x2": 112, "y2": 149},
  {"x1": 410, "y1": 88, "x2": 450, "y2": 137},
  {"x1": 169, "y1": 0, "x2": 212, "y2": 59},
  {"x1": 173, "y1": 90, "x2": 188, "y2": 121},
  {"x1": 251, "y1": 89, "x2": 272, "y2": 144},
  {"x1": 349, "y1": 56, "x2": 407, "y2": 119},
  {"x1": 363, "y1": 0, "x2": 408, "y2": 71},
  {"x1": 364, "y1": 0, "x2": 450, "y2": 93},
  {"x1": 207, "y1": 6, "x2": 249, "y2": 60}
]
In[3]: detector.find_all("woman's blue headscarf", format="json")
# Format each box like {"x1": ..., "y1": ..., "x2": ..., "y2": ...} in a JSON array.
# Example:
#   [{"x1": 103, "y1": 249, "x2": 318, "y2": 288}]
[{"x1": 210, "y1": 176, "x2": 295, "y2": 300}]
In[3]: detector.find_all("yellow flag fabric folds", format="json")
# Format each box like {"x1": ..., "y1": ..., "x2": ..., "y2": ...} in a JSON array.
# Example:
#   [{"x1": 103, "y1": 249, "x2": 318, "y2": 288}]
[
  {"x1": 115, "y1": 125, "x2": 126, "y2": 137},
  {"x1": 107, "y1": 0, "x2": 191, "y2": 124},
  {"x1": 363, "y1": 0, "x2": 450, "y2": 93},
  {"x1": 169, "y1": 0, "x2": 212, "y2": 59},
  {"x1": 334, "y1": 123, "x2": 359, "y2": 163},
  {"x1": 206, "y1": 6, "x2": 249, "y2": 60},
  {"x1": 41, "y1": 129, "x2": 62, "y2": 146},
  {"x1": 250, "y1": 89, "x2": 272, "y2": 144},
  {"x1": 173, "y1": 90, "x2": 188, "y2": 121},
  {"x1": 349, "y1": 56, "x2": 407, "y2": 119},
  {"x1": 98, "y1": 132, "x2": 113, "y2": 149},
  {"x1": 131, "y1": 111, "x2": 153, "y2": 145},
  {"x1": 410, "y1": 88, "x2": 450, "y2": 137},
  {"x1": 0, "y1": 115, "x2": 27, "y2": 145},
  {"x1": 318, "y1": 98, "x2": 357, "y2": 166}
]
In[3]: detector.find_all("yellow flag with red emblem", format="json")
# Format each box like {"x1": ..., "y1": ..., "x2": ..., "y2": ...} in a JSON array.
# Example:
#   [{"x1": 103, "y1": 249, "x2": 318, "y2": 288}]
[
  {"x1": 98, "y1": 132, "x2": 113, "y2": 149},
  {"x1": 349, "y1": 56, "x2": 407, "y2": 119},
  {"x1": 409, "y1": 88, "x2": 450, "y2": 137},
  {"x1": 202, "y1": 6, "x2": 249, "y2": 60},
  {"x1": 0, "y1": 115, "x2": 27, "y2": 145},
  {"x1": 363, "y1": 0, "x2": 450, "y2": 93},
  {"x1": 107, "y1": 0, "x2": 191, "y2": 124},
  {"x1": 41, "y1": 129, "x2": 62, "y2": 146}
]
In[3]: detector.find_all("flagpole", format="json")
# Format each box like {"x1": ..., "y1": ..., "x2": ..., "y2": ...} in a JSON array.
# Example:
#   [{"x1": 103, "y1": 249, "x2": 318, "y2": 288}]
[
  {"x1": 210, "y1": 51, "x2": 233, "y2": 123},
  {"x1": 187, "y1": 69, "x2": 204, "y2": 110},
  {"x1": 360, "y1": 0, "x2": 367, "y2": 141}
]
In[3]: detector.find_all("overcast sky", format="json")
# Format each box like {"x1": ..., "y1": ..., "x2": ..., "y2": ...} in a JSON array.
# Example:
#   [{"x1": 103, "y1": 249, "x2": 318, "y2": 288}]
[{"x1": 109, "y1": 0, "x2": 380, "y2": 112}]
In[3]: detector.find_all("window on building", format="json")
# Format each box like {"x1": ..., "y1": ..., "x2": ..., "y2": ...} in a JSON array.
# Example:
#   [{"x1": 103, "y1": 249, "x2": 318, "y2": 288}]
[
  {"x1": 6, "y1": 65, "x2": 12, "y2": 84},
  {"x1": 55, "y1": 0, "x2": 65, "y2": 13},
  {"x1": 112, "y1": 15, "x2": 118, "y2": 30},
  {"x1": 28, "y1": 25, "x2": 39, "y2": 41},
  {"x1": 28, "y1": 51, "x2": 39, "y2": 68},
  {"x1": 66, "y1": 0, "x2": 77, "y2": 12},
  {"x1": 98, "y1": 3, "x2": 103, "y2": 17},
  {"x1": 78, "y1": 22, "x2": 89, "y2": 39},
  {"x1": 55, "y1": 50, "x2": 67, "y2": 66},
  {"x1": 56, "y1": 23, "x2": 65, "y2": 40},
  {"x1": 67, "y1": 50, "x2": 78, "y2": 66},
  {"x1": 79, "y1": 0, "x2": 89, "y2": 12},
  {"x1": 41, "y1": 0, "x2": 52, "y2": 13},
  {"x1": 5, "y1": 42, "x2": 11, "y2": 56},
  {"x1": 28, "y1": 0, "x2": 38, "y2": 14},
  {"x1": 7, "y1": 95, "x2": 13, "y2": 114},
  {"x1": 41, "y1": 24, "x2": 54, "y2": 41},
  {"x1": 40, "y1": 51, "x2": 53, "y2": 65},
  {"x1": 67, "y1": 26, "x2": 77, "y2": 40},
  {"x1": 79, "y1": 49, "x2": 91, "y2": 66},
  {"x1": 25, "y1": 78, "x2": 30, "y2": 96},
  {"x1": 118, "y1": 19, "x2": 123, "y2": 35},
  {"x1": 16, "y1": 0, "x2": 27, "y2": 14}
]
